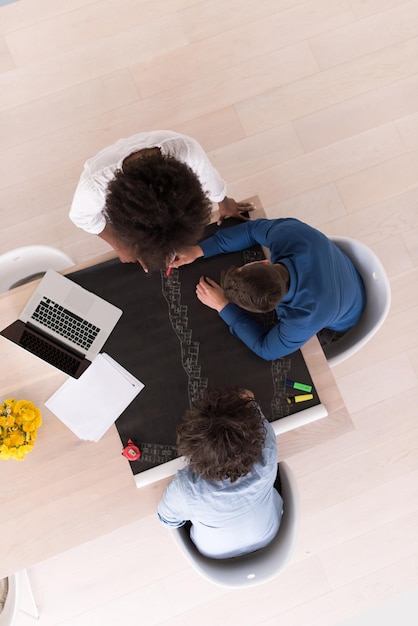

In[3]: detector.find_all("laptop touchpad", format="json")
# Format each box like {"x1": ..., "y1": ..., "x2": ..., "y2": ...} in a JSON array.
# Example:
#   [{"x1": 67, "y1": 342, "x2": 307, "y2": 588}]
[{"x1": 65, "y1": 287, "x2": 95, "y2": 314}]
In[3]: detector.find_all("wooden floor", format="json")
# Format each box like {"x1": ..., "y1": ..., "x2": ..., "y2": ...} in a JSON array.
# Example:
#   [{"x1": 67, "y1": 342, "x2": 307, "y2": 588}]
[{"x1": 1, "y1": 0, "x2": 417, "y2": 624}]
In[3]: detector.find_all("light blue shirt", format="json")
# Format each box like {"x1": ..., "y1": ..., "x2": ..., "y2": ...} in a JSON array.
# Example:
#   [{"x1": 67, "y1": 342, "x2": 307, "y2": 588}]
[{"x1": 157, "y1": 417, "x2": 283, "y2": 559}]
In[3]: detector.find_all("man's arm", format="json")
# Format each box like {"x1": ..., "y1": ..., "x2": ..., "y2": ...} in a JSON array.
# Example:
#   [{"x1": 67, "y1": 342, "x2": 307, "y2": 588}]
[
  {"x1": 194, "y1": 275, "x2": 311, "y2": 360},
  {"x1": 157, "y1": 478, "x2": 188, "y2": 528},
  {"x1": 171, "y1": 245, "x2": 204, "y2": 268},
  {"x1": 200, "y1": 218, "x2": 273, "y2": 258},
  {"x1": 220, "y1": 303, "x2": 312, "y2": 360},
  {"x1": 173, "y1": 219, "x2": 274, "y2": 267}
]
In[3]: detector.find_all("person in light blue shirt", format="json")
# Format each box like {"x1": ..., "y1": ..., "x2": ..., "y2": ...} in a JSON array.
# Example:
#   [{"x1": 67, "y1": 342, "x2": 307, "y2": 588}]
[
  {"x1": 157, "y1": 387, "x2": 283, "y2": 559},
  {"x1": 172, "y1": 218, "x2": 366, "y2": 361}
]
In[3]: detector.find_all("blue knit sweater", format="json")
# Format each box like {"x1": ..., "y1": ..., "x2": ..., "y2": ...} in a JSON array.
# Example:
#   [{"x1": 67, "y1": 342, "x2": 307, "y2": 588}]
[{"x1": 200, "y1": 218, "x2": 365, "y2": 360}]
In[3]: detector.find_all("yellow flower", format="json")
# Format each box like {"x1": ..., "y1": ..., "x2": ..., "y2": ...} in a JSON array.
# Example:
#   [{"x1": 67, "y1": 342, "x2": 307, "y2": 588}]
[
  {"x1": 9, "y1": 431, "x2": 25, "y2": 447},
  {"x1": 0, "y1": 398, "x2": 42, "y2": 461},
  {"x1": 22, "y1": 421, "x2": 36, "y2": 433}
]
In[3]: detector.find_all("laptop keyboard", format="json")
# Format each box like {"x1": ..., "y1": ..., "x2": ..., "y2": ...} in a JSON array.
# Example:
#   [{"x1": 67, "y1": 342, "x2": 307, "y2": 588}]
[
  {"x1": 31, "y1": 297, "x2": 100, "y2": 350},
  {"x1": 21, "y1": 329, "x2": 81, "y2": 376}
]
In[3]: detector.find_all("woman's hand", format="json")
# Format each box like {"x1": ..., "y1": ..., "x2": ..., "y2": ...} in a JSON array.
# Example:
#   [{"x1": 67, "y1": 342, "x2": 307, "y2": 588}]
[
  {"x1": 195, "y1": 276, "x2": 229, "y2": 312},
  {"x1": 217, "y1": 197, "x2": 255, "y2": 225}
]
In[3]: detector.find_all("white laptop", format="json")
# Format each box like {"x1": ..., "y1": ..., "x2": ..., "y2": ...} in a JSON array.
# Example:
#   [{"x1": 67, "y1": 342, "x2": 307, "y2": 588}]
[{"x1": 1, "y1": 269, "x2": 122, "y2": 378}]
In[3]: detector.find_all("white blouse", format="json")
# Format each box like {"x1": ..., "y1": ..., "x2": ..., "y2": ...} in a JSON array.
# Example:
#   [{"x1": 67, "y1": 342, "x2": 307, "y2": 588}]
[{"x1": 69, "y1": 130, "x2": 227, "y2": 234}]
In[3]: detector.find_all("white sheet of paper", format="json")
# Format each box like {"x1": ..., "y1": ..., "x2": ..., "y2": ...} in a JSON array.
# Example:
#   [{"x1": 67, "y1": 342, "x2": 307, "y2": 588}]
[{"x1": 45, "y1": 353, "x2": 144, "y2": 441}]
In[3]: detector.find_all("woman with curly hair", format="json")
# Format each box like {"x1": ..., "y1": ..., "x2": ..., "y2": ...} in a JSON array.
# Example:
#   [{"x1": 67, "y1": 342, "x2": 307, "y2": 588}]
[
  {"x1": 70, "y1": 130, "x2": 253, "y2": 271},
  {"x1": 157, "y1": 387, "x2": 283, "y2": 559}
]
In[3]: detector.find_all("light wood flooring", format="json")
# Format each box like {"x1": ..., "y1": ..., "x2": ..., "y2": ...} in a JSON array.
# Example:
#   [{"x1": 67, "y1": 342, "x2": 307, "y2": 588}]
[{"x1": 1, "y1": 0, "x2": 417, "y2": 624}]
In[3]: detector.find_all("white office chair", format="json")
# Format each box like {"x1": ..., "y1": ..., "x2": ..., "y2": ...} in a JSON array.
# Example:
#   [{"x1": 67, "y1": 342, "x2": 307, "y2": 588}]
[
  {"x1": 0, "y1": 245, "x2": 75, "y2": 293},
  {"x1": 170, "y1": 461, "x2": 300, "y2": 589},
  {"x1": 0, "y1": 570, "x2": 39, "y2": 624},
  {"x1": 323, "y1": 236, "x2": 391, "y2": 368}
]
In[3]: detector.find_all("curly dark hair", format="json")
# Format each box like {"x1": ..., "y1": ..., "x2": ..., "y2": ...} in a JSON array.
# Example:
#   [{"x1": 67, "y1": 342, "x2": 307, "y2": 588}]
[
  {"x1": 104, "y1": 152, "x2": 212, "y2": 270},
  {"x1": 176, "y1": 387, "x2": 266, "y2": 483},
  {"x1": 221, "y1": 263, "x2": 290, "y2": 313}
]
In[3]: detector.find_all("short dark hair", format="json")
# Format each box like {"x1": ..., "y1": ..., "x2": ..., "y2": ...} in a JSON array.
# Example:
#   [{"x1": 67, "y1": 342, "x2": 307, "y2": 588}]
[
  {"x1": 104, "y1": 152, "x2": 212, "y2": 270},
  {"x1": 221, "y1": 263, "x2": 289, "y2": 313},
  {"x1": 176, "y1": 387, "x2": 266, "y2": 483}
]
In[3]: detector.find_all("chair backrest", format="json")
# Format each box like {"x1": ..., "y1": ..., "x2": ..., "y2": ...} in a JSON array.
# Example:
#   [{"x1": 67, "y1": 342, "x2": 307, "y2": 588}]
[
  {"x1": 170, "y1": 461, "x2": 300, "y2": 589},
  {"x1": 0, "y1": 570, "x2": 38, "y2": 624},
  {"x1": 0, "y1": 573, "x2": 21, "y2": 626},
  {"x1": 323, "y1": 236, "x2": 391, "y2": 368},
  {"x1": 0, "y1": 245, "x2": 75, "y2": 293}
]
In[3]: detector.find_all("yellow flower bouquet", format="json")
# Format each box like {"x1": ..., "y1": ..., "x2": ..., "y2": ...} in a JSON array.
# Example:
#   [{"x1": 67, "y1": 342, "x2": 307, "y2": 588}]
[{"x1": 0, "y1": 398, "x2": 42, "y2": 461}]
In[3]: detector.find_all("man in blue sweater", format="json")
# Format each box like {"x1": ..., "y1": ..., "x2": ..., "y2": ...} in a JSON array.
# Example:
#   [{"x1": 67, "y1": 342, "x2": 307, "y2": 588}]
[{"x1": 172, "y1": 218, "x2": 366, "y2": 361}]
